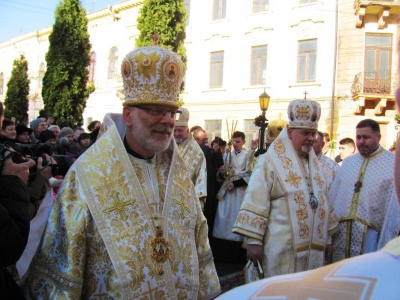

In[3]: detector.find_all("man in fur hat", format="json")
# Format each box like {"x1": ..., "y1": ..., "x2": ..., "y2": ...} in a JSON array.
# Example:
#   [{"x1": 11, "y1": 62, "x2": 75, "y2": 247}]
[{"x1": 233, "y1": 98, "x2": 339, "y2": 278}]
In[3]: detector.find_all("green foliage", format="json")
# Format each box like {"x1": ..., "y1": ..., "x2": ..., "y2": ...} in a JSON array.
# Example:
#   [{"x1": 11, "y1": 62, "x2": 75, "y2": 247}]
[
  {"x1": 136, "y1": 0, "x2": 188, "y2": 93},
  {"x1": 42, "y1": 0, "x2": 91, "y2": 128},
  {"x1": 254, "y1": 113, "x2": 267, "y2": 127},
  {"x1": 3, "y1": 55, "x2": 30, "y2": 124}
]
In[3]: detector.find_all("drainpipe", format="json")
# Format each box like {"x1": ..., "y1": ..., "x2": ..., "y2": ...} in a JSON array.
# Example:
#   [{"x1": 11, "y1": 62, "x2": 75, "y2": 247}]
[{"x1": 331, "y1": 0, "x2": 339, "y2": 140}]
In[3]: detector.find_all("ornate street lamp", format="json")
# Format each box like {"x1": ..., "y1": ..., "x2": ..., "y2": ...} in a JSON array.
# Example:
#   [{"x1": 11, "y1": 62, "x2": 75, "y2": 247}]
[{"x1": 258, "y1": 89, "x2": 270, "y2": 155}]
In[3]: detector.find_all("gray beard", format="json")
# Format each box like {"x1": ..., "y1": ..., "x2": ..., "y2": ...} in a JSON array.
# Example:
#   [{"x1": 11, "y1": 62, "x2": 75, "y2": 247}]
[
  {"x1": 131, "y1": 121, "x2": 172, "y2": 154},
  {"x1": 302, "y1": 145, "x2": 312, "y2": 153}
]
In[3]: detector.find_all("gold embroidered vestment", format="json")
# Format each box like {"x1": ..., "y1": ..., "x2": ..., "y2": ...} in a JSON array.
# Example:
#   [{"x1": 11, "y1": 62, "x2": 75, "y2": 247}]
[{"x1": 23, "y1": 114, "x2": 220, "y2": 300}]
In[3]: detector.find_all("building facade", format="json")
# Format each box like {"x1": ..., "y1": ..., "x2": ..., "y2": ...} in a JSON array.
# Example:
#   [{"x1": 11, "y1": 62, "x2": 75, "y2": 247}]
[{"x1": 0, "y1": 0, "x2": 398, "y2": 150}]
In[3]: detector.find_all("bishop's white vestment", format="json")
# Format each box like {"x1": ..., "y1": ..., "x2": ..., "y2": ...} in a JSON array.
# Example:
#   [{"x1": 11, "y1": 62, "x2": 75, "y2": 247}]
[
  {"x1": 22, "y1": 114, "x2": 220, "y2": 300},
  {"x1": 233, "y1": 128, "x2": 339, "y2": 278},
  {"x1": 329, "y1": 146, "x2": 400, "y2": 262},
  {"x1": 217, "y1": 236, "x2": 400, "y2": 300}
]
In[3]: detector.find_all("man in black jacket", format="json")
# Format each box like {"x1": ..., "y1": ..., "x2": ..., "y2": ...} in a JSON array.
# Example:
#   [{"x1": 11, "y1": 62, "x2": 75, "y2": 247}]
[{"x1": 193, "y1": 129, "x2": 224, "y2": 238}]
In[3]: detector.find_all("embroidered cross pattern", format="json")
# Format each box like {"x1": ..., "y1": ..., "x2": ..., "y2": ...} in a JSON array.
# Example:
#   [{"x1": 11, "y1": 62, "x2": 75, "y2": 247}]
[
  {"x1": 142, "y1": 281, "x2": 160, "y2": 300},
  {"x1": 354, "y1": 181, "x2": 362, "y2": 193},
  {"x1": 102, "y1": 190, "x2": 134, "y2": 221},
  {"x1": 254, "y1": 261, "x2": 377, "y2": 299},
  {"x1": 173, "y1": 196, "x2": 190, "y2": 219}
]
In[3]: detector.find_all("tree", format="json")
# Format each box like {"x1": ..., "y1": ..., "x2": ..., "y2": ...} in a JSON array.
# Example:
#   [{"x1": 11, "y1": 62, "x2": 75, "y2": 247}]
[
  {"x1": 3, "y1": 54, "x2": 30, "y2": 124},
  {"x1": 136, "y1": 0, "x2": 187, "y2": 66},
  {"x1": 42, "y1": 0, "x2": 92, "y2": 128}
]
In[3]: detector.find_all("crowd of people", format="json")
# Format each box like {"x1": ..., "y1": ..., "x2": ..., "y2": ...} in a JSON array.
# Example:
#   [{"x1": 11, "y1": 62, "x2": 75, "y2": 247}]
[{"x1": 1, "y1": 42, "x2": 400, "y2": 299}]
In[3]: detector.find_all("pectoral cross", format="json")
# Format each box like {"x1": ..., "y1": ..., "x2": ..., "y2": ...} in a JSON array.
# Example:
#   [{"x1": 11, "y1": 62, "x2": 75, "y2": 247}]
[{"x1": 354, "y1": 181, "x2": 362, "y2": 193}]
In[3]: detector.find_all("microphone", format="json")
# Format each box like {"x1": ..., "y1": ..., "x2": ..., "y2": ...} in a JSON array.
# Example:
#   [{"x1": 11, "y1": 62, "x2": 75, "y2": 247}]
[{"x1": 59, "y1": 137, "x2": 69, "y2": 148}]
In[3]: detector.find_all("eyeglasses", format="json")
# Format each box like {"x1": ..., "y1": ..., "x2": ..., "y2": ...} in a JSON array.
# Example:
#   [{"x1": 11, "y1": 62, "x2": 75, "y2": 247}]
[
  {"x1": 135, "y1": 106, "x2": 180, "y2": 120},
  {"x1": 296, "y1": 130, "x2": 317, "y2": 138},
  {"x1": 39, "y1": 124, "x2": 48, "y2": 127}
]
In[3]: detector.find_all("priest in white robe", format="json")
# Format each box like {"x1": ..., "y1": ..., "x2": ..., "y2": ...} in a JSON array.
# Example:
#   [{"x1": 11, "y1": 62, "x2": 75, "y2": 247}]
[
  {"x1": 313, "y1": 131, "x2": 340, "y2": 192},
  {"x1": 22, "y1": 45, "x2": 220, "y2": 299},
  {"x1": 330, "y1": 118, "x2": 400, "y2": 262},
  {"x1": 212, "y1": 131, "x2": 253, "y2": 263},
  {"x1": 174, "y1": 107, "x2": 207, "y2": 208}
]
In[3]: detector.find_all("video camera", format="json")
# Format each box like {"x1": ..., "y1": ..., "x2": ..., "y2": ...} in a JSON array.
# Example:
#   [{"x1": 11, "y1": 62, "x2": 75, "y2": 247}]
[{"x1": 0, "y1": 141, "x2": 75, "y2": 178}]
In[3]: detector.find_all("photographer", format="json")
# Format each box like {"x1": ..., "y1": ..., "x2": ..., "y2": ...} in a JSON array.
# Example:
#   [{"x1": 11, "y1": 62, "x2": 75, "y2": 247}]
[
  {"x1": 0, "y1": 101, "x2": 36, "y2": 299},
  {"x1": 26, "y1": 153, "x2": 57, "y2": 218}
]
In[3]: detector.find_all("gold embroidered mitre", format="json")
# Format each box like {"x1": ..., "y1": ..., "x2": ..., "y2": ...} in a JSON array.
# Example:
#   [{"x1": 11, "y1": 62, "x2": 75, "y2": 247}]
[
  {"x1": 288, "y1": 99, "x2": 321, "y2": 130},
  {"x1": 176, "y1": 107, "x2": 190, "y2": 127},
  {"x1": 268, "y1": 117, "x2": 288, "y2": 142},
  {"x1": 121, "y1": 46, "x2": 185, "y2": 108}
]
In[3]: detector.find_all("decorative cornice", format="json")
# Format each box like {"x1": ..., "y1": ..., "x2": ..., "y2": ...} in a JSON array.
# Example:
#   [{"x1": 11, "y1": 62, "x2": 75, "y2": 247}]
[{"x1": 290, "y1": 18, "x2": 324, "y2": 28}]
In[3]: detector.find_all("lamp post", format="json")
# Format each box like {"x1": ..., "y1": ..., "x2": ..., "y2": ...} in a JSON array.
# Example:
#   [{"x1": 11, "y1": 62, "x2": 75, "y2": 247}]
[{"x1": 258, "y1": 89, "x2": 270, "y2": 155}]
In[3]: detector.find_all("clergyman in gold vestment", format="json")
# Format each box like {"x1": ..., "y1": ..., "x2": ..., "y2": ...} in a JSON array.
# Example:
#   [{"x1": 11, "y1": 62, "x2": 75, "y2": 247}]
[{"x1": 22, "y1": 45, "x2": 220, "y2": 299}]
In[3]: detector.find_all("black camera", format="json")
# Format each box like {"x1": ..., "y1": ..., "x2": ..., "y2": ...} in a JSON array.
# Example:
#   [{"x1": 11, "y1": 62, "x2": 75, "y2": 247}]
[
  {"x1": 0, "y1": 142, "x2": 75, "y2": 178},
  {"x1": 0, "y1": 143, "x2": 27, "y2": 167}
]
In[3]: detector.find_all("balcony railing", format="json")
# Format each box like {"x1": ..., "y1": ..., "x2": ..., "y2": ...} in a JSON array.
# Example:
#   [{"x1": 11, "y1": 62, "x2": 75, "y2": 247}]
[{"x1": 351, "y1": 71, "x2": 398, "y2": 98}]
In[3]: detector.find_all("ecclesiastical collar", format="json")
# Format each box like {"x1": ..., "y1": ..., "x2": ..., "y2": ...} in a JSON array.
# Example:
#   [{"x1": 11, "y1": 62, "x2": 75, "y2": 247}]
[{"x1": 124, "y1": 136, "x2": 155, "y2": 160}]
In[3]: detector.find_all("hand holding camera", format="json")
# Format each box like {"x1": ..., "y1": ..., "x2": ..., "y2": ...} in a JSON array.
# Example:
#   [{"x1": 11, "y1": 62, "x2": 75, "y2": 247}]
[
  {"x1": 36, "y1": 154, "x2": 57, "y2": 181},
  {"x1": 1, "y1": 151, "x2": 36, "y2": 184}
]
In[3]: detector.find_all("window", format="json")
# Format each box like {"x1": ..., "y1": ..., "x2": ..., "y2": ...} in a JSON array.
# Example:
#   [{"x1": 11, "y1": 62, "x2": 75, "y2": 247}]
[
  {"x1": 0, "y1": 73, "x2": 3, "y2": 95},
  {"x1": 244, "y1": 119, "x2": 259, "y2": 150},
  {"x1": 253, "y1": 0, "x2": 269, "y2": 13},
  {"x1": 297, "y1": 39, "x2": 317, "y2": 82},
  {"x1": 38, "y1": 63, "x2": 45, "y2": 89},
  {"x1": 108, "y1": 47, "x2": 119, "y2": 79},
  {"x1": 185, "y1": 0, "x2": 190, "y2": 25},
  {"x1": 89, "y1": 52, "x2": 96, "y2": 83},
  {"x1": 205, "y1": 119, "x2": 222, "y2": 141},
  {"x1": 251, "y1": 45, "x2": 267, "y2": 85},
  {"x1": 212, "y1": 0, "x2": 226, "y2": 21},
  {"x1": 300, "y1": 0, "x2": 317, "y2": 4},
  {"x1": 209, "y1": 51, "x2": 224, "y2": 88},
  {"x1": 364, "y1": 34, "x2": 392, "y2": 94}
]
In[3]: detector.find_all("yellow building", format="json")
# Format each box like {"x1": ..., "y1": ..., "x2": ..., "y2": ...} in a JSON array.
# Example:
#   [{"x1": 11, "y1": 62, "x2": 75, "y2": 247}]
[{"x1": 0, "y1": 0, "x2": 398, "y2": 149}]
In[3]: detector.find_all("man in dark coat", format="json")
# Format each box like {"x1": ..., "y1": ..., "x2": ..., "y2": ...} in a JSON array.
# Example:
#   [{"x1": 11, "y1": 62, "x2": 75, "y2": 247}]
[{"x1": 1, "y1": 102, "x2": 36, "y2": 299}]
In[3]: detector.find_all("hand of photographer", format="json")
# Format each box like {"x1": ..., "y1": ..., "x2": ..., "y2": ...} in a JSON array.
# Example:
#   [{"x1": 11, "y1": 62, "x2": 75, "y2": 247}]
[
  {"x1": 1, "y1": 151, "x2": 36, "y2": 184},
  {"x1": 37, "y1": 154, "x2": 57, "y2": 181}
]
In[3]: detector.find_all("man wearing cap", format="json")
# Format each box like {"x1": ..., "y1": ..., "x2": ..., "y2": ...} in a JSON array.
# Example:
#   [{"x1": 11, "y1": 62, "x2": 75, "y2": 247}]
[
  {"x1": 16, "y1": 124, "x2": 32, "y2": 144},
  {"x1": 29, "y1": 118, "x2": 48, "y2": 144},
  {"x1": 313, "y1": 131, "x2": 340, "y2": 192},
  {"x1": 23, "y1": 45, "x2": 220, "y2": 299},
  {"x1": 233, "y1": 99, "x2": 339, "y2": 278},
  {"x1": 174, "y1": 107, "x2": 207, "y2": 208},
  {"x1": 48, "y1": 125, "x2": 60, "y2": 140},
  {"x1": 329, "y1": 119, "x2": 400, "y2": 263}
]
